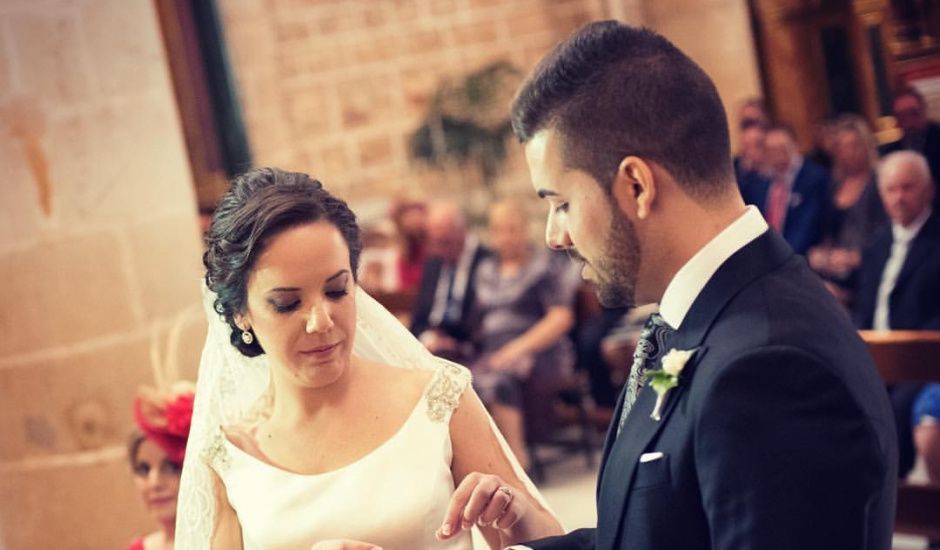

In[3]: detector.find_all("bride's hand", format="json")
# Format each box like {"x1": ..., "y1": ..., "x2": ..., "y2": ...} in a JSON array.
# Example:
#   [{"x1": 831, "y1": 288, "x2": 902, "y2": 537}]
[
  {"x1": 436, "y1": 472, "x2": 525, "y2": 539},
  {"x1": 310, "y1": 540, "x2": 382, "y2": 550}
]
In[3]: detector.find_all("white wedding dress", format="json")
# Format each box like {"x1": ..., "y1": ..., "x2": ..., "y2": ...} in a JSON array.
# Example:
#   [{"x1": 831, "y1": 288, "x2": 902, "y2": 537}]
[
  {"x1": 204, "y1": 362, "x2": 474, "y2": 550},
  {"x1": 177, "y1": 288, "x2": 549, "y2": 549}
]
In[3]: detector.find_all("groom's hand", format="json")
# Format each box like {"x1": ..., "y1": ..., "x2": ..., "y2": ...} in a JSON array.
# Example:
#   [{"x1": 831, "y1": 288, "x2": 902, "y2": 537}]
[
  {"x1": 310, "y1": 540, "x2": 382, "y2": 550},
  {"x1": 437, "y1": 472, "x2": 524, "y2": 540}
]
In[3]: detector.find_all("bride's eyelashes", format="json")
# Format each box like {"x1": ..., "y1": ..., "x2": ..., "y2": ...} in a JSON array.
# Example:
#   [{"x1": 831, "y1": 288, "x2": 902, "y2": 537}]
[
  {"x1": 270, "y1": 299, "x2": 301, "y2": 313},
  {"x1": 267, "y1": 288, "x2": 349, "y2": 314},
  {"x1": 325, "y1": 289, "x2": 349, "y2": 300}
]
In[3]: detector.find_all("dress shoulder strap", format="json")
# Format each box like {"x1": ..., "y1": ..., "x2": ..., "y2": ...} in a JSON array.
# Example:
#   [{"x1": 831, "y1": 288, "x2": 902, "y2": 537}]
[
  {"x1": 424, "y1": 358, "x2": 472, "y2": 423},
  {"x1": 201, "y1": 427, "x2": 232, "y2": 474}
]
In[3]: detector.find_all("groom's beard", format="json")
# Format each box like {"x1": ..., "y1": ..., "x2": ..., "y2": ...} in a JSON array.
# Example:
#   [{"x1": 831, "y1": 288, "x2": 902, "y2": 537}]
[{"x1": 594, "y1": 209, "x2": 640, "y2": 308}]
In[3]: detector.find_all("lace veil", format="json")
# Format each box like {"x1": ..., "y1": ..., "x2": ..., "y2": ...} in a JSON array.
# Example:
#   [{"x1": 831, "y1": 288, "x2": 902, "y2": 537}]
[{"x1": 176, "y1": 286, "x2": 552, "y2": 548}]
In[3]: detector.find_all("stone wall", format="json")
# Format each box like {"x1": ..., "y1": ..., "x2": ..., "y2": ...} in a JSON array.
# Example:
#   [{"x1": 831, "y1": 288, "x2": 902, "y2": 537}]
[
  {"x1": 218, "y1": 0, "x2": 761, "y2": 214},
  {"x1": 217, "y1": 0, "x2": 612, "y2": 212},
  {"x1": 0, "y1": 1, "x2": 204, "y2": 548}
]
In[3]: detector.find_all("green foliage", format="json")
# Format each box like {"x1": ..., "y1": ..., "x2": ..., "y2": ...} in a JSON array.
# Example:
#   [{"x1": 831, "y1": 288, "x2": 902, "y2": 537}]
[{"x1": 409, "y1": 61, "x2": 522, "y2": 188}]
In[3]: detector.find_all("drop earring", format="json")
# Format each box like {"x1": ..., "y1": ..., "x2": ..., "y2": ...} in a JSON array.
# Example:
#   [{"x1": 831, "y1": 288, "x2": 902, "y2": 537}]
[{"x1": 241, "y1": 329, "x2": 254, "y2": 345}]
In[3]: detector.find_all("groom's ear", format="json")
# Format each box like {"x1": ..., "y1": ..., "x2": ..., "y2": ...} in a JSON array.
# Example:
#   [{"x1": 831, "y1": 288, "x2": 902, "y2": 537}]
[{"x1": 611, "y1": 156, "x2": 656, "y2": 221}]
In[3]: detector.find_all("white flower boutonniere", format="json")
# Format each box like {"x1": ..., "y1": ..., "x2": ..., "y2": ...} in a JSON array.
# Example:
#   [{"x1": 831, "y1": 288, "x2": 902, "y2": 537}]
[{"x1": 647, "y1": 348, "x2": 695, "y2": 421}]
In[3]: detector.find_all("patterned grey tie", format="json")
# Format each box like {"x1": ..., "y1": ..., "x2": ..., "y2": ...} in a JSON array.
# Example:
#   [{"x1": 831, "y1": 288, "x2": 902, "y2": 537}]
[{"x1": 617, "y1": 312, "x2": 674, "y2": 436}]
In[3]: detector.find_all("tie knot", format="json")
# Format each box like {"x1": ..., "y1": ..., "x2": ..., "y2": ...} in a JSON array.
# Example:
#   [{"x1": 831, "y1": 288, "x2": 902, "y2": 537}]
[
  {"x1": 636, "y1": 311, "x2": 674, "y2": 365},
  {"x1": 646, "y1": 312, "x2": 670, "y2": 331}
]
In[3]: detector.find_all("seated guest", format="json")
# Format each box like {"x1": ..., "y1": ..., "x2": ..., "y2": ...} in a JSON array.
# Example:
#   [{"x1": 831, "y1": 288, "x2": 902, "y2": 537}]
[
  {"x1": 734, "y1": 120, "x2": 770, "y2": 206},
  {"x1": 574, "y1": 305, "x2": 629, "y2": 409},
  {"x1": 734, "y1": 119, "x2": 768, "y2": 178},
  {"x1": 854, "y1": 150, "x2": 940, "y2": 478},
  {"x1": 736, "y1": 96, "x2": 770, "y2": 129},
  {"x1": 470, "y1": 199, "x2": 581, "y2": 470},
  {"x1": 390, "y1": 198, "x2": 428, "y2": 291},
  {"x1": 809, "y1": 114, "x2": 887, "y2": 291},
  {"x1": 125, "y1": 383, "x2": 195, "y2": 550},
  {"x1": 410, "y1": 202, "x2": 489, "y2": 360},
  {"x1": 358, "y1": 219, "x2": 400, "y2": 294},
  {"x1": 578, "y1": 304, "x2": 659, "y2": 411},
  {"x1": 880, "y1": 86, "x2": 940, "y2": 210},
  {"x1": 807, "y1": 117, "x2": 837, "y2": 170},
  {"x1": 913, "y1": 384, "x2": 940, "y2": 485},
  {"x1": 750, "y1": 124, "x2": 829, "y2": 254}
]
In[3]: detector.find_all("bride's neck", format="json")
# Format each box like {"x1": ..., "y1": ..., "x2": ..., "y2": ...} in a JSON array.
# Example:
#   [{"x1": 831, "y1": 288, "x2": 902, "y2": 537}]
[{"x1": 268, "y1": 356, "x2": 361, "y2": 426}]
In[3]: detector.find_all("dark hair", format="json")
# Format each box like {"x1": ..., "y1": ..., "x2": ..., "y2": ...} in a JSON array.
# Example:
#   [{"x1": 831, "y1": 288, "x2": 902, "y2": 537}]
[
  {"x1": 203, "y1": 167, "x2": 363, "y2": 357},
  {"x1": 511, "y1": 21, "x2": 734, "y2": 199},
  {"x1": 128, "y1": 431, "x2": 147, "y2": 466},
  {"x1": 739, "y1": 117, "x2": 768, "y2": 132}
]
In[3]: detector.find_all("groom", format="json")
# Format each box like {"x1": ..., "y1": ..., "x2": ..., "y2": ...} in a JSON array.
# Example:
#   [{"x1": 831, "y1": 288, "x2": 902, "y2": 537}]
[{"x1": 511, "y1": 21, "x2": 897, "y2": 550}]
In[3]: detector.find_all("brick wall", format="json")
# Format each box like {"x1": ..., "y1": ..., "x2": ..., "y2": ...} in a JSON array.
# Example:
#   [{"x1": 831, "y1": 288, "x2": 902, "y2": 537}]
[
  {"x1": 218, "y1": 0, "x2": 612, "y2": 211},
  {"x1": 218, "y1": 0, "x2": 760, "y2": 214},
  {"x1": 0, "y1": 1, "x2": 204, "y2": 548}
]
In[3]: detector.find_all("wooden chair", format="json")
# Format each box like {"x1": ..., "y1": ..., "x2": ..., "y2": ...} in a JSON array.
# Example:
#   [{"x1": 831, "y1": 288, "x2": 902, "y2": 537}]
[{"x1": 860, "y1": 330, "x2": 940, "y2": 539}]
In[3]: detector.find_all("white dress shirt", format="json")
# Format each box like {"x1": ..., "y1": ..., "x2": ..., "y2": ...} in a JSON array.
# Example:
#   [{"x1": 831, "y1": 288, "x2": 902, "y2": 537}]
[
  {"x1": 873, "y1": 207, "x2": 932, "y2": 330},
  {"x1": 767, "y1": 155, "x2": 804, "y2": 232},
  {"x1": 660, "y1": 205, "x2": 769, "y2": 329},
  {"x1": 428, "y1": 235, "x2": 480, "y2": 327}
]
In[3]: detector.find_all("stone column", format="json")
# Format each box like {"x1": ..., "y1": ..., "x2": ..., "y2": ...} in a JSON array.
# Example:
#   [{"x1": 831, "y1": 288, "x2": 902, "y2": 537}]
[{"x1": 0, "y1": 1, "x2": 204, "y2": 548}]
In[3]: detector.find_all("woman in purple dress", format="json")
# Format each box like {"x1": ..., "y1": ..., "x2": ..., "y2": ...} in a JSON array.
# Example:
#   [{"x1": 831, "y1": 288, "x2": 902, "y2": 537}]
[{"x1": 471, "y1": 199, "x2": 581, "y2": 470}]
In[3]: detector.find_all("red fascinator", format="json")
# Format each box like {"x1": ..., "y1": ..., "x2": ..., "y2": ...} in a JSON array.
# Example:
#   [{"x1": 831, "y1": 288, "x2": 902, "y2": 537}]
[{"x1": 133, "y1": 382, "x2": 195, "y2": 464}]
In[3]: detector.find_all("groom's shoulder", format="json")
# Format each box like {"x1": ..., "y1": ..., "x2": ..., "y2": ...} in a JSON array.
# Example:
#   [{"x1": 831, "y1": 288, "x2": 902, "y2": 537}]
[{"x1": 693, "y1": 260, "x2": 879, "y2": 399}]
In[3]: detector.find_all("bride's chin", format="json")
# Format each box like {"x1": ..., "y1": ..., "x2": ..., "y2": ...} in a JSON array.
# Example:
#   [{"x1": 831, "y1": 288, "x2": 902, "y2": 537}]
[{"x1": 291, "y1": 358, "x2": 348, "y2": 388}]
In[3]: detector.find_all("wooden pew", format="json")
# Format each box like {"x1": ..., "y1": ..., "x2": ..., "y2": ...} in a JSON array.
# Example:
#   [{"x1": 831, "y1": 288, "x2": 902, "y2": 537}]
[{"x1": 860, "y1": 330, "x2": 940, "y2": 539}]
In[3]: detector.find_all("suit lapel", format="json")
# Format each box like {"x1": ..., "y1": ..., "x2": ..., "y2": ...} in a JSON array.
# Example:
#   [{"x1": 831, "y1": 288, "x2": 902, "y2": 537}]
[
  {"x1": 595, "y1": 230, "x2": 794, "y2": 550},
  {"x1": 893, "y1": 213, "x2": 939, "y2": 291},
  {"x1": 597, "y1": 385, "x2": 627, "y2": 499},
  {"x1": 596, "y1": 348, "x2": 702, "y2": 550}
]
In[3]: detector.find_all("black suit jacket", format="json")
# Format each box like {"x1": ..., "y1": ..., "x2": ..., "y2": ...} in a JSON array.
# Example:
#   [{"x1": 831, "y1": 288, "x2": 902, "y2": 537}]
[
  {"x1": 880, "y1": 123, "x2": 940, "y2": 211},
  {"x1": 409, "y1": 244, "x2": 490, "y2": 342},
  {"x1": 527, "y1": 231, "x2": 897, "y2": 550},
  {"x1": 853, "y1": 210, "x2": 940, "y2": 330}
]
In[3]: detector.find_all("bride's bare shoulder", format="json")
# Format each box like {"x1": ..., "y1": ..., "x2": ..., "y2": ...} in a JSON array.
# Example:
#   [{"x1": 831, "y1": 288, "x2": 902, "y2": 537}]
[{"x1": 360, "y1": 358, "x2": 435, "y2": 391}]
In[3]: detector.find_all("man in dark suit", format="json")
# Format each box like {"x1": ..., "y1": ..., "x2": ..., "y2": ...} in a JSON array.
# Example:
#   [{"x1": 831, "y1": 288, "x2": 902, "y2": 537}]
[
  {"x1": 410, "y1": 202, "x2": 489, "y2": 361},
  {"x1": 746, "y1": 125, "x2": 830, "y2": 255},
  {"x1": 509, "y1": 21, "x2": 897, "y2": 550},
  {"x1": 854, "y1": 150, "x2": 940, "y2": 478},
  {"x1": 880, "y1": 87, "x2": 940, "y2": 211}
]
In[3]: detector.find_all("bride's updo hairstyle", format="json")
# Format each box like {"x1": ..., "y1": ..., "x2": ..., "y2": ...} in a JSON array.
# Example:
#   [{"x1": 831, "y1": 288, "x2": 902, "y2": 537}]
[{"x1": 203, "y1": 167, "x2": 362, "y2": 357}]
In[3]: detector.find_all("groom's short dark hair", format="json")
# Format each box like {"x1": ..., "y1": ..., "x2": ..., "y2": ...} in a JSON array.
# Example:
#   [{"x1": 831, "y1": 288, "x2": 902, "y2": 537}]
[{"x1": 511, "y1": 21, "x2": 734, "y2": 200}]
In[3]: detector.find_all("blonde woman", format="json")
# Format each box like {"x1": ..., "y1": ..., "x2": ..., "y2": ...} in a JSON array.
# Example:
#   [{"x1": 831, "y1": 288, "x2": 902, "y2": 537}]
[{"x1": 808, "y1": 114, "x2": 887, "y2": 290}]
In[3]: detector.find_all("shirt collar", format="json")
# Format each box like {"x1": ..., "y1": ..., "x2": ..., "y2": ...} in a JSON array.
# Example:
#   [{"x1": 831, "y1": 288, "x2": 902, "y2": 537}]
[
  {"x1": 659, "y1": 206, "x2": 769, "y2": 329},
  {"x1": 892, "y1": 206, "x2": 932, "y2": 244},
  {"x1": 783, "y1": 155, "x2": 803, "y2": 185}
]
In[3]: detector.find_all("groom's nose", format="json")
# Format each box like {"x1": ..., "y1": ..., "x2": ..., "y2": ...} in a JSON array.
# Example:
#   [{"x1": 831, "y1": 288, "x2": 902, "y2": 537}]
[{"x1": 545, "y1": 213, "x2": 572, "y2": 250}]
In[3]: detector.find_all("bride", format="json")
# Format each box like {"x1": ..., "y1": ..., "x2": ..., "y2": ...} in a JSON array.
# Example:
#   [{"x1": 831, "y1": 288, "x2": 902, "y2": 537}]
[{"x1": 176, "y1": 167, "x2": 563, "y2": 549}]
